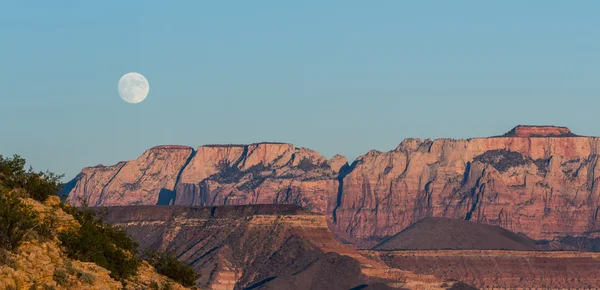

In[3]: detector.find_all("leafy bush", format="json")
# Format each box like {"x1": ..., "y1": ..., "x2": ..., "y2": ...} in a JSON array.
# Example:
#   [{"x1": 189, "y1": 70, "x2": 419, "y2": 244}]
[
  {"x1": 64, "y1": 259, "x2": 77, "y2": 274},
  {"x1": 0, "y1": 249, "x2": 15, "y2": 268},
  {"x1": 0, "y1": 191, "x2": 39, "y2": 251},
  {"x1": 145, "y1": 249, "x2": 199, "y2": 287},
  {"x1": 0, "y1": 154, "x2": 63, "y2": 202},
  {"x1": 53, "y1": 268, "x2": 69, "y2": 287},
  {"x1": 42, "y1": 284, "x2": 56, "y2": 290},
  {"x1": 59, "y1": 205, "x2": 140, "y2": 280},
  {"x1": 0, "y1": 154, "x2": 63, "y2": 251},
  {"x1": 78, "y1": 272, "x2": 96, "y2": 284},
  {"x1": 150, "y1": 282, "x2": 175, "y2": 290}
]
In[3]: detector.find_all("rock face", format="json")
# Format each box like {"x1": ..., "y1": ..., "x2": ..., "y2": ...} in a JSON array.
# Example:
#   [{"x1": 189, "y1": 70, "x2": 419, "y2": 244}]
[
  {"x1": 103, "y1": 205, "x2": 450, "y2": 290},
  {"x1": 67, "y1": 126, "x2": 600, "y2": 246},
  {"x1": 68, "y1": 143, "x2": 342, "y2": 214},
  {"x1": 173, "y1": 143, "x2": 342, "y2": 214},
  {"x1": 66, "y1": 145, "x2": 194, "y2": 206},
  {"x1": 334, "y1": 126, "x2": 600, "y2": 245}
]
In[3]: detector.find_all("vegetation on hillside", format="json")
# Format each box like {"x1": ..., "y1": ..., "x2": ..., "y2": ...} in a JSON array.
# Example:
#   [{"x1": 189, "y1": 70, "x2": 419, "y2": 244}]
[
  {"x1": 0, "y1": 192, "x2": 46, "y2": 251},
  {"x1": 0, "y1": 154, "x2": 62, "y2": 202},
  {"x1": 0, "y1": 155, "x2": 58, "y2": 252},
  {"x1": 145, "y1": 250, "x2": 199, "y2": 287},
  {"x1": 58, "y1": 204, "x2": 141, "y2": 280}
]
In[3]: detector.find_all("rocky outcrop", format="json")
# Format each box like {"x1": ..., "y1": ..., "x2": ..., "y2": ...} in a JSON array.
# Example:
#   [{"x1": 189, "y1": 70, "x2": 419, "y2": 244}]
[
  {"x1": 103, "y1": 205, "x2": 452, "y2": 290},
  {"x1": 0, "y1": 196, "x2": 189, "y2": 290},
  {"x1": 0, "y1": 239, "x2": 124, "y2": 290},
  {"x1": 502, "y1": 125, "x2": 577, "y2": 137},
  {"x1": 67, "y1": 126, "x2": 600, "y2": 246}
]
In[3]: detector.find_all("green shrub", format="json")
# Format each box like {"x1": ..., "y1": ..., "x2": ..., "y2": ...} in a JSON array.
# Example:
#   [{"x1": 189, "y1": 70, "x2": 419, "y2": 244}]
[
  {"x1": 150, "y1": 282, "x2": 160, "y2": 290},
  {"x1": 35, "y1": 208, "x2": 59, "y2": 243},
  {"x1": 0, "y1": 154, "x2": 63, "y2": 202},
  {"x1": 145, "y1": 249, "x2": 199, "y2": 287},
  {"x1": 63, "y1": 259, "x2": 76, "y2": 274},
  {"x1": 0, "y1": 248, "x2": 16, "y2": 268},
  {"x1": 78, "y1": 272, "x2": 96, "y2": 284},
  {"x1": 59, "y1": 205, "x2": 140, "y2": 280},
  {"x1": 53, "y1": 268, "x2": 69, "y2": 287},
  {"x1": 0, "y1": 191, "x2": 39, "y2": 251},
  {"x1": 6, "y1": 282, "x2": 19, "y2": 290},
  {"x1": 28, "y1": 281, "x2": 38, "y2": 290}
]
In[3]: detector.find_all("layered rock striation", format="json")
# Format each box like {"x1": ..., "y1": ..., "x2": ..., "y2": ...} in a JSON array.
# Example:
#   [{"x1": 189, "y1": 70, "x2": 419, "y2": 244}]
[
  {"x1": 103, "y1": 205, "x2": 449, "y2": 290},
  {"x1": 363, "y1": 250, "x2": 600, "y2": 289},
  {"x1": 67, "y1": 126, "x2": 600, "y2": 245}
]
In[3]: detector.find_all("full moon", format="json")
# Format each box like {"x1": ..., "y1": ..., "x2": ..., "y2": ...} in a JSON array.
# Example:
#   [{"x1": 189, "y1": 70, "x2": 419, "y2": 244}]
[{"x1": 118, "y1": 72, "x2": 149, "y2": 104}]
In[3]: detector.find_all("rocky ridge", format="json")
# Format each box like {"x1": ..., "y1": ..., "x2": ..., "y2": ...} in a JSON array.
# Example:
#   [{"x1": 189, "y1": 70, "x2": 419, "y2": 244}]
[
  {"x1": 66, "y1": 126, "x2": 600, "y2": 246},
  {"x1": 103, "y1": 204, "x2": 453, "y2": 290}
]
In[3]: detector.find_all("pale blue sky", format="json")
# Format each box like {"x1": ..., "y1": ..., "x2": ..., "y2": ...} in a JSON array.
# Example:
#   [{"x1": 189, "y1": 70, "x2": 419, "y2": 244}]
[{"x1": 1, "y1": 1, "x2": 599, "y2": 179}]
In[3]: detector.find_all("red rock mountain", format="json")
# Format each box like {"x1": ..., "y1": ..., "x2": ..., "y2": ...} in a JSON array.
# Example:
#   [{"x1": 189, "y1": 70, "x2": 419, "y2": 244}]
[{"x1": 65, "y1": 126, "x2": 600, "y2": 245}]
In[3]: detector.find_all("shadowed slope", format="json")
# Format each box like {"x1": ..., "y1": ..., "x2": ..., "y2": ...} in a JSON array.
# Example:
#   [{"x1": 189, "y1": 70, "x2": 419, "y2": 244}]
[{"x1": 374, "y1": 217, "x2": 539, "y2": 251}]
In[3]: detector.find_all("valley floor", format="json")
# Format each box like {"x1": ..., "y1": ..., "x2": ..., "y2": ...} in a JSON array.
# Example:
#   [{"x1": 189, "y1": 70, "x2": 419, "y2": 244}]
[{"x1": 362, "y1": 249, "x2": 600, "y2": 289}]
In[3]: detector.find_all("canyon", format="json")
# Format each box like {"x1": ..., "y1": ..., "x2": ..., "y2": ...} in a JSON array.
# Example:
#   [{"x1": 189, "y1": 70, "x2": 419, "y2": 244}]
[
  {"x1": 65, "y1": 126, "x2": 600, "y2": 246},
  {"x1": 100, "y1": 203, "x2": 600, "y2": 289},
  {"x1": 102, "y1": 204, "x2": 453, "y2": 290}
]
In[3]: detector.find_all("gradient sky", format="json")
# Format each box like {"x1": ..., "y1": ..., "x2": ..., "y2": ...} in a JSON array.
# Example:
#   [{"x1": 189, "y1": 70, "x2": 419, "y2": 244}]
[{"x1": 1, "y1": 1, "x2": 599, "y2": 180}]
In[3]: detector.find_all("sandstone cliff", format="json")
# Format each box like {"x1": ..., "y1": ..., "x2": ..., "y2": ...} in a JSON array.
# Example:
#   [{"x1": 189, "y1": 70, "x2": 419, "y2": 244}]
[
  {"x1": 335, "y1": 126, "x2": 600, "y2": 244},
  {"x1": 67, "y1": 143, "x2": 342, "y2": 214},
  {"x1": 66, "y1": 145, "x2": 194, "y2": 206},
  {"x1": 66, "y1": 126, "x2": 600, "y2": 246}
]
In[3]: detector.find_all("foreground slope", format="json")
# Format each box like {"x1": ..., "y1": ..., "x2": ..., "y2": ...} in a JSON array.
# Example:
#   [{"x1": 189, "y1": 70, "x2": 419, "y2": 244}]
[
  {"x1": 67, "y1": 126, "x2": 600, "y2": 245},
  {"x1": 0, "y1": 196, "x2": 189, "y2": 290},
  {"x1": 374, "y1": 217, "x2": 539, "y2": 251},
  {"x1": 103, "y1": 205, "x2": 455, "y2": 290}
]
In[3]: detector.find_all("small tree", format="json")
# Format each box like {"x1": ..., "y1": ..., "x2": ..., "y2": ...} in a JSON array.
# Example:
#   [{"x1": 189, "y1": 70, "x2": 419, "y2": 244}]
[
  {"x1": 145, "y1": 249, "x2": 199, "y2": 287},
  {"x1": 0, "y1": 191, "x2": 38, "y2": 251},
  {"x1": 0, "y1": 154, "x2": 63, "y2": 202}
]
